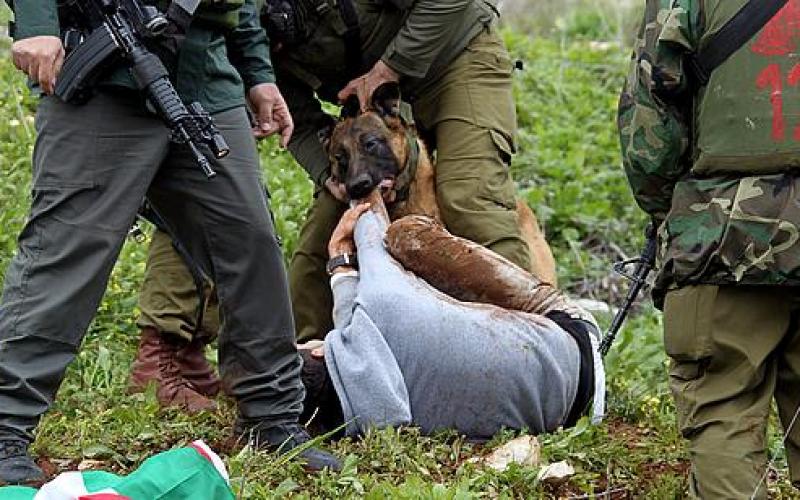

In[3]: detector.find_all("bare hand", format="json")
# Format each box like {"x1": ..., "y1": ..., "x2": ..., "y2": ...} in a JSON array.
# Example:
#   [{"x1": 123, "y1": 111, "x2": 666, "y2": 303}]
[
  {"x1": 337, "y1": 60, "x2": 399, "y2": 113},
  {"x1": 325, "y1": 177, "x2": 349, "y2": 203},
  {"x1": 12, "y1": 36, "x2": 65, "y2": 95},
  {"x1": 248, "y1": 83, "x2": 294, "y2": 147},
  {"x1": 328, "y1": 202, "x2": 371, "y2": 258}
]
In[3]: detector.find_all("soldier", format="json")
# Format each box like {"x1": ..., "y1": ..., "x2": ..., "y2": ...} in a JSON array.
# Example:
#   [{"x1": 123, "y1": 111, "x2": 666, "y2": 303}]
[
  {"x1": 0, "y1": 0, "x2": 339, "y2": 485},
  {"x1": 619, "y1": 1, "x2": 800, "y2": 497},
  {"x1": 276, "y1": 0, "x2": 531, "y2": 342}
]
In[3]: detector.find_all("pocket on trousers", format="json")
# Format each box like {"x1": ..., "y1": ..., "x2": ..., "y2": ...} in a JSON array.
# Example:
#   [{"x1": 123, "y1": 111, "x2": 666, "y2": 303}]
[
  {"x1": 475, "y1": 130, "x2": 518, "y2": 211},
  {"x1": 663, "y1": 285, "x2": 718, "y2": 381}
]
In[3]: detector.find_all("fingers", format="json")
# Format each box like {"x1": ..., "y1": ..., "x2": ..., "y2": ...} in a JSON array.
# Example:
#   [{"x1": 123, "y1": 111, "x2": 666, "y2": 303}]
[
  {"x1": 12, "y1": 37, "x2": 65, "y2": 94},
  {"x1": 257, "y1": 97, "x2": 274, "y2": 135},
  {"x1": 277, "y1": 107, "x2": 294, "y2": 148},
  {"x1": 337, "y1": 79, "x2": 358, "y2": 103}
]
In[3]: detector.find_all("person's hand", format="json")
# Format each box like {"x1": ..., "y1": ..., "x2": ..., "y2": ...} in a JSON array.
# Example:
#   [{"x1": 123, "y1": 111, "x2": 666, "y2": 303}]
[
  {"x1": 328, "y1": 202, "x2": 371, "y2": 258},
  {"x1": 337, "y1": 60, "x2": 399, "y2": 112},
  {"x1": 12, "y1": 36, "x2": 65, "y2": 95},
  {"x1": 325, "y1": 177, "x2": 349, "y2": 203},
  {"x1": 247, "y1": 83, "x2": 294, "y2": 147}
]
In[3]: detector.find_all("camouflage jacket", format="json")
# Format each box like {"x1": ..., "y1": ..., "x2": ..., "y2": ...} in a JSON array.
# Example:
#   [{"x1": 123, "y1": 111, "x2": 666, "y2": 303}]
[{"x1": 619, "y1": 0, "x2": 800, "y2": 298}]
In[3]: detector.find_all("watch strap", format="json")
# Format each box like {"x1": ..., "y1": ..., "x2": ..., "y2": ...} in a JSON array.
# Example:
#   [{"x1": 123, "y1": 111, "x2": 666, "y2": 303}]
[{"x1": 326, "y1": 253, "x2": 358, "y2": 275}]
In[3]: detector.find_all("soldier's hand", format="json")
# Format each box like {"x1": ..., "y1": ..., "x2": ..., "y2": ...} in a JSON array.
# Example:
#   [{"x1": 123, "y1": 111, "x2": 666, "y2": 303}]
[
  {"x1": 248, "y1": 83, "x2": 294, "y2": 147},
  {"x1": 12, "y1": 36, "x2": 65, "y2": 95},
  {"x1": 337, "y1": 60, "x2": 399, "y2": 113}
]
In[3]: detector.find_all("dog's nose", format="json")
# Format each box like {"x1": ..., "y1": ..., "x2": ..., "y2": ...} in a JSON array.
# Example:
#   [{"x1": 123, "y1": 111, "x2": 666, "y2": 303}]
[{"x1": 346, "y1": 173, "x2": 376, "y2": 200}]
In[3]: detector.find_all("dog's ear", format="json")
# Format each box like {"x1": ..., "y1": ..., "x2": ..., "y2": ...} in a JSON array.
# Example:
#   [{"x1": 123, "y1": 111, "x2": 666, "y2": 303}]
[
  {"x1": 371, "y1": 82, "x2": 401, "y2": 117},
  {"x1": 340, "y1": 95, "x2": 361, "y2": 120},
  {"x1": 317, "y1": 123, "x2": 334, "y2": 152},
  {"x1": 316, "y1": 116, "x2": 337, "y2": 152}
]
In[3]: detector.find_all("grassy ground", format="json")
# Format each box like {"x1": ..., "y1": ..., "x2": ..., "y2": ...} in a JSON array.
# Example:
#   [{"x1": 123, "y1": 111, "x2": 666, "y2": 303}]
[{"x1": 0, "y1": 9, "x2": 798, "y2": 499}]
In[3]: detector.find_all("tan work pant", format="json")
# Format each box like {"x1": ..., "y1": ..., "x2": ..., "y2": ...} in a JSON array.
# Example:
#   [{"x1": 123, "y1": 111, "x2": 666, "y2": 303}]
[{"x1": 664, "y1": 285, "x2": 800, "y2": 499}]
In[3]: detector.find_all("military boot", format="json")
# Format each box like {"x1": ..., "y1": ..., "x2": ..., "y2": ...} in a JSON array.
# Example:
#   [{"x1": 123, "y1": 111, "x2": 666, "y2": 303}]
[
  {"x1": 176, "y1": 338, "x2": 221, "y2": 397},
  {"x1": 234, "y1": 421, "x2": 341, "y2": 472},
  {"x1": 128, "y1": 327, "x2": 218, "y2": 413},
  {"x1": 0, "y1": 439, "x2": 45, "y2": 485}
]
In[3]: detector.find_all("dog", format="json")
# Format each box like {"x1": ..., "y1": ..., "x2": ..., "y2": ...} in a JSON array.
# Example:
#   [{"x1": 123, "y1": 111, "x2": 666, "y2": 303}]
[{"x1": 322, "y1": 83, "x2": 558, "y2": 285}]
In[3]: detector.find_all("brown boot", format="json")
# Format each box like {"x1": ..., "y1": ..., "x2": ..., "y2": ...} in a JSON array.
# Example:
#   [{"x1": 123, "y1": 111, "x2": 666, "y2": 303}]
[
  {"x1": 176, "y1": 338, "x2": 221, "y2": 397},
  {"x1": 128, "y1": 327, "x2": 218, "y2": 413}
]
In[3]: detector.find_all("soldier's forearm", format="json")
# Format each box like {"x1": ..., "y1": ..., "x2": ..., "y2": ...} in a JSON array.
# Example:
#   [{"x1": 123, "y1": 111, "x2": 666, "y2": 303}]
[{"x1": 226, "y1": 0, "x2": 275, "y2": 90}]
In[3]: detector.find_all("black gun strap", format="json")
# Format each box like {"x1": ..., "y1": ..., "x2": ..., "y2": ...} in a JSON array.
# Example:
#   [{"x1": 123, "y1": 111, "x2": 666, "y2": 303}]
[{"x1": 689, "y1": 0, "x2": 788, "y2": 86}]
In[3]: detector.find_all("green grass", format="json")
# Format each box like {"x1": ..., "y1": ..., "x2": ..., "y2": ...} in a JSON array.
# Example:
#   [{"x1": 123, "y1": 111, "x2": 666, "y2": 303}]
[{"x1": 0, "y1": 17, "x2": 798, "y2": 499}]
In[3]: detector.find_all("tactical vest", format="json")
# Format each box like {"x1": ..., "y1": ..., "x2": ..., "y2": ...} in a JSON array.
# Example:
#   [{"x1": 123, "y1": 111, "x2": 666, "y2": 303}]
[{"x1": 694, "y1": 0, "x2": 800, "y2": 174}]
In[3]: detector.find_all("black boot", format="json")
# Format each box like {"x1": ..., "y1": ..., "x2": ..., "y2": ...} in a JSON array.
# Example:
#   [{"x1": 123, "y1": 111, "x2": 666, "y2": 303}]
[
  {"x1": 235, "y1": 421, "x2": 341, "y2": 472},
  {"x1": 0, "y1": 439, "x2": 45, "y2": 485}
]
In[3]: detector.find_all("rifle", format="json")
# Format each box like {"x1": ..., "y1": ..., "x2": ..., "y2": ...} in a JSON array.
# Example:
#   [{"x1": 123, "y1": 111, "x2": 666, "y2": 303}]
[
  {"x1": 599, "y1": 223, "x2": 657, "y2": 357},
  {"x1": 54, "y1": 0, "x2": 228, "y2": 178}
]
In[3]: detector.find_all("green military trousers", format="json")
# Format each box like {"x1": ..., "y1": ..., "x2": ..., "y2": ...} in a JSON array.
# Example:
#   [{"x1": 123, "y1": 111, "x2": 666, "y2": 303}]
[
  {"x1": 290, "y1": 27, "x2": 533, "y2": 341},
  {"x1": 663, "y1": 285, "x2": 800, "y2": 499},
  {"x1": 137, "y1": 229, "x2": 220, "y2": 343},
  {"x1": 0, "y1": 91, "x2": 304, "y2": 443}
]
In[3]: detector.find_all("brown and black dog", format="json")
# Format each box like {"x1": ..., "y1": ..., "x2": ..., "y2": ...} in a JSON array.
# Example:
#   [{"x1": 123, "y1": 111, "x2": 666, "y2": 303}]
[{"x1": 322, "y1": 83, "x2": 558, "y2": 285}]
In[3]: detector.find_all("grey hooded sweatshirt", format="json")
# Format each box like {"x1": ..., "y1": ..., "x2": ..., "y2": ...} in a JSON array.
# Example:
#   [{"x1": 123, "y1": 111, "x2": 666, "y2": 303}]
[{"x1": 324, "y1": 209, "x2": 605, "y2": 439}]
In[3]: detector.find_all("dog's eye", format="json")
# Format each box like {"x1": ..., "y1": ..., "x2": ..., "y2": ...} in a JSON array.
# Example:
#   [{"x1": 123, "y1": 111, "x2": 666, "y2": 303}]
[
  {"x1": 334, "y1": 153, "x2": 348, "y2": 170},
  {"x1": 363, "y1": 137, "x2": 382, "y2": 154}
]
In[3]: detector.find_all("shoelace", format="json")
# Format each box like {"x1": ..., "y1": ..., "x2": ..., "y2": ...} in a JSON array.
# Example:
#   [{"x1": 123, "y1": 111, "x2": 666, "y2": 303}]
[{"x1": 156, "y1": 339, "x2": 192, "y2": 393}]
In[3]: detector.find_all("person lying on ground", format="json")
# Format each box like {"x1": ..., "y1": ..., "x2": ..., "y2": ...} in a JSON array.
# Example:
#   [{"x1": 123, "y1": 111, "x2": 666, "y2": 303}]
[{"x1": 299, "y1": 193, "x2": 606, "y2": 439}]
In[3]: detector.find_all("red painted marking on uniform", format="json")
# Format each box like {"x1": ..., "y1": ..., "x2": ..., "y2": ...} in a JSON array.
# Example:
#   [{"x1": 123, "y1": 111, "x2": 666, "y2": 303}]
[
  {"x1": 756, "y1": 63, "x2": 786, "y2": 140},
  {"x1": 752, "y1": 0, "x2": 800, "y2": 56},
  {"x1": 787, "y1": 63, "x2": 800, "y2": 140}
]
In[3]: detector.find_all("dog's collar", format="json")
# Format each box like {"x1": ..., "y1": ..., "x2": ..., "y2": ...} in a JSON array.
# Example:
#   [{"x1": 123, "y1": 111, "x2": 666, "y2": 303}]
[{"x1": 393, "y1": 129, "x2": 420, "y2": 203}]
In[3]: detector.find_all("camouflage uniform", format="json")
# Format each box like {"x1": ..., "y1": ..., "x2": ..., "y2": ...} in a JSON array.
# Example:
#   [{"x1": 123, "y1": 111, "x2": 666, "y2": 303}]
[{"x1": 619, "y1": 1, "x2": 800, "y2": 497}]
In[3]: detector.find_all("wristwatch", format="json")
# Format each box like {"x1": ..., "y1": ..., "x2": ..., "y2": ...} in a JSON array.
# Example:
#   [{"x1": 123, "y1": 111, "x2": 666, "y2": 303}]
[{"x1": 326, "y1": 253, "x2": 358, "y2": 276}]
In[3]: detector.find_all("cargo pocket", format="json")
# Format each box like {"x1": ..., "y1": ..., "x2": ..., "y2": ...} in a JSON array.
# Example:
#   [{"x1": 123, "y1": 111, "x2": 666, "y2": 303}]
[
  {"x1": 663, "y1": 285, "x2": 718, "y2": 382},
  {"x1": 475, "y1": 129, "x2": 518, "y2": 211}
]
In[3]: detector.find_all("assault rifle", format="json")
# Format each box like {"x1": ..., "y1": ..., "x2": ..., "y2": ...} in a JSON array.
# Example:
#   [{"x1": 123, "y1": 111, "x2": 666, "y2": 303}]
[
  {"x1": 55, "y1": 0, "x2": 228, "y2": 178},
  {"x1": 599, "y1": 223, "x2": 657, "y2": 357}
]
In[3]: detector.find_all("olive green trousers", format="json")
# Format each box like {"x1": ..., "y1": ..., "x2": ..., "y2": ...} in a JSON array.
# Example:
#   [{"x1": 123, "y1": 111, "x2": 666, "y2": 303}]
[
  {"x1": 137, "y1": 229, "x2": 220, "y2": 343},
  {"x1": 291, "y1": 27, "x2": 532, "y2": 341},
  {"x1": 663, "y1": 285, "x2": 800, "y2": 499}
]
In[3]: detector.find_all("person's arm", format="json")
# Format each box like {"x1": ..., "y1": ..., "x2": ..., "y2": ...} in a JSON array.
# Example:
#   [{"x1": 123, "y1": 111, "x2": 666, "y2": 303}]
[
  {"x1": 9, "y1": 1, "x2": 64, "y2": 94},
  {"x1": 337, "y1": 0, "x2": 475, "y2": 109},
  {"x1": 226, "y1": 0, "x2": 274, "y2": 91},
  {"x1": 380, "y1": 0, "x2": 472, "y2": 79},
  {"x1": 279, "y1": 75, "x2": 335, "y2": 186},
  {"x1": 11, "y1": 1, "x2": 60, "y2": 40},
  {"x1": 617, "y1": 3, "x2": 696, "y2": 222},
  {"x1": 330, "y1": 272, "x2": 359, "y2": 330}
]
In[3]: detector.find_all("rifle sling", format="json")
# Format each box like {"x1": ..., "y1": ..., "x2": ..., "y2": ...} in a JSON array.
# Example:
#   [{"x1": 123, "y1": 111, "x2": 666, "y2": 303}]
[{"x1": 688, "y1": 0, "x2": 789, "y2": 86}]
